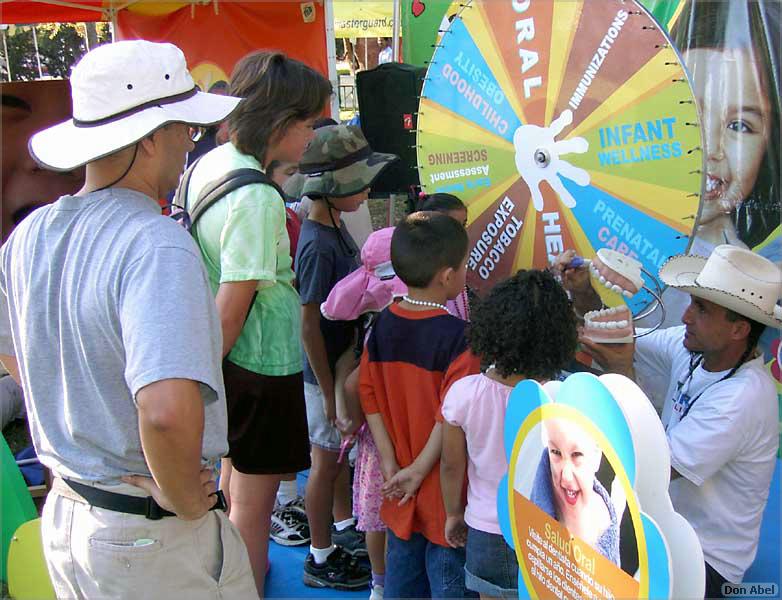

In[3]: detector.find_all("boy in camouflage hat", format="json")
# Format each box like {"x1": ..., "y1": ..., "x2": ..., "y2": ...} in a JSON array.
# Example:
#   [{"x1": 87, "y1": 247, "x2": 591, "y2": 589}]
[{"x1": 294, "y1": 124, "x2": 397, "y2": 589}]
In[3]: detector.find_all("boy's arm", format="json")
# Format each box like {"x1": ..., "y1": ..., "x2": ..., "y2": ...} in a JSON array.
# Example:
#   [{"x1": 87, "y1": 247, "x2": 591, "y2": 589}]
[
  {"x1": 335, "y1": 345, "x2": 362, "y2": 437},
  {"x1": 440, "y1": 421, "x2": 468, "y2": 547},
  {"x1": 382, "y1": 422, "x2": 443, "y2": 505},
  {"x1": 366, "y1": 412, "x2": 399, "y2": 481},
  {"x1": 301, "y1": 303, "x2": 336, "y2": 423},
  {"x1": 441, "y1": 349, "x2": 481, "y2": 398}
]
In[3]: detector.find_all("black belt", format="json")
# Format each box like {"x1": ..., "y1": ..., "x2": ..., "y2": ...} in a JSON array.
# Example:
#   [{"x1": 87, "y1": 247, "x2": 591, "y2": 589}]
[{"x1": 63, "y1": 478, "x2": 227, "y2": 520}]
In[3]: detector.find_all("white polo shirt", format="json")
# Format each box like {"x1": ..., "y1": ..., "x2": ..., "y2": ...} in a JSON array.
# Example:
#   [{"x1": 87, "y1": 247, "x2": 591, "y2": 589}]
[{"x1": 634, "y1": 326, "x2": 778, "y2": 583}]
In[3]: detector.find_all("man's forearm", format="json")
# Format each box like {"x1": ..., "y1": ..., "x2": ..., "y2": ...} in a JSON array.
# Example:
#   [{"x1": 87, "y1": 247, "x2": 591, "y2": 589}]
[
  {"x1": 0, "y1": 353, "x2": 20, "y2": 385},
  {"x1": 137, "y1": 379, "x2": 208, "y2": 518}
]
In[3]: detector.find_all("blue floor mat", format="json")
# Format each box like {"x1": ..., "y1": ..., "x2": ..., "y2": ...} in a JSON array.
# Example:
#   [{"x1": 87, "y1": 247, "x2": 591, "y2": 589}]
[
  {"x1": 266, "y1": 471, "x2": 369, "y2": 599},
  {"x1": 266, "y1": 464, "x2": 780, "y2": 598}
]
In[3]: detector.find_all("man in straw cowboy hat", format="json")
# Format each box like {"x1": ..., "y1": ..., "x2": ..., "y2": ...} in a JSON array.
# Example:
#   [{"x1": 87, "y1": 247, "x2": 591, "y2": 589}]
[
  {"x1": 0, "y1": 40, "x2": 258, "y2": 598},
  {"x1": 565, "y1": 245, "x2": 780, "y2": 598}
]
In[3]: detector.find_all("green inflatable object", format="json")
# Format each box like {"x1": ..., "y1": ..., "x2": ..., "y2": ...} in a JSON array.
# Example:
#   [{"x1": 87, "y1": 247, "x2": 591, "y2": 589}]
[
  {"x1": 1, "y1": 435, "x2": 37, "y2": 583},
  {"x1": 639, "y1": 0, "x2": 685, "y2": 31}
]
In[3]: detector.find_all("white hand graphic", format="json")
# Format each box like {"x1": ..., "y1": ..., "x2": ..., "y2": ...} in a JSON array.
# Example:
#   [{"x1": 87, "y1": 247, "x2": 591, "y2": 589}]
[{"x1": 513, "y1": 109, "x2": 590, "y2": 211}]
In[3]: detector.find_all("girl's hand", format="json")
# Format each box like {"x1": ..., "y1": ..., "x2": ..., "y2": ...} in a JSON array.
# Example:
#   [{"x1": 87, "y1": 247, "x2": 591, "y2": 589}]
[{"x1": 444, "y1": 514, "x2": 468, "y2": 548}]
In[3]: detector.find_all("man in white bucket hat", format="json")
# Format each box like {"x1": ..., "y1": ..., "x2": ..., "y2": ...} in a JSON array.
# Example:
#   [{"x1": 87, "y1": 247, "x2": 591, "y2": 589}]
[
  {"x1": 0, "y1": 41, "x2": 258, "y2": 598},
  {"x1": 572, "y1": 245, "x2": 780, "y2": 598}
]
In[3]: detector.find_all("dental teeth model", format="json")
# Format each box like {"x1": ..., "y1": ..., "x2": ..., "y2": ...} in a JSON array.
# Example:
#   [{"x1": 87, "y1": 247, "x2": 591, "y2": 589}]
[
  {"x1": 582, "y1": 305, "x2": 633, "y2": 344},
  {"x1": 589, "y1": 249, "x2": 644, "y2": 298}
]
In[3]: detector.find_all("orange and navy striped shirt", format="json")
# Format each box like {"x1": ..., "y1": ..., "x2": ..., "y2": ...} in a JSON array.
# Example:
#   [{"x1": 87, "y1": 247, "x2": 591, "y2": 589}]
[{"x1": 359, "y1": 302, "x2": 479, "y2": 546}]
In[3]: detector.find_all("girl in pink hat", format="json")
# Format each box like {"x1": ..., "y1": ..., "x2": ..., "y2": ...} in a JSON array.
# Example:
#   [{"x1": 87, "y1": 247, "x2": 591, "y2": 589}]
[{"x1": 321, "y1": 226, "x2": 407, "y2": 600}]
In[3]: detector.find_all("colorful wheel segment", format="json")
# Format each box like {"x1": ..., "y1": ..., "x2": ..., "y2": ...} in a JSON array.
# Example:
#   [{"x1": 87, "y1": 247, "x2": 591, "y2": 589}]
[{"x1": 417, "y1": 0, "x2": 703, "y2": 311}]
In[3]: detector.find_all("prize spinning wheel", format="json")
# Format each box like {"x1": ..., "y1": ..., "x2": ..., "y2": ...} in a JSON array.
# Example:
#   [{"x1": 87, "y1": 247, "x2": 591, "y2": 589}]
[{"x1": 417, "y1": 0, "x2": 704, "y2": 312}]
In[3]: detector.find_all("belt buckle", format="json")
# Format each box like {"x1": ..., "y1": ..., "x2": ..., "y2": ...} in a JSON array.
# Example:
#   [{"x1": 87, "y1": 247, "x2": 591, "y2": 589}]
[
  {"x1": 145, "y1": 497, "x2": 166, "y2": 520},
  {"x1": 211, "y1": 490, "x2": 227, "y2": 512}
]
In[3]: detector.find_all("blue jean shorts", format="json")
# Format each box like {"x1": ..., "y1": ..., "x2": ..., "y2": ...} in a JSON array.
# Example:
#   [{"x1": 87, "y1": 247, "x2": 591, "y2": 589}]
[
  {"x1": 304, "y1": 381, "x2": 341, "y2": 452},
  {"x1": 464, "y1": 526, "x2": 519, "y2": 599},
  {"x1": 385, "y1": 529, "x2": 477, "y2": 598}
]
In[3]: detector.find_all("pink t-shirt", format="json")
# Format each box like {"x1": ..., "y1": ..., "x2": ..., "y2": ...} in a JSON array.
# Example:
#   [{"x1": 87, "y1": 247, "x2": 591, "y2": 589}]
[{"x1": 441, "y1": 373, "x2": 511, "y2": 534}]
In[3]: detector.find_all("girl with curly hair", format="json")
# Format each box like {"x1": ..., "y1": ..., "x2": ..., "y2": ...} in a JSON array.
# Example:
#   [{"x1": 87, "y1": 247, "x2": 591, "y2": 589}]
[{"x1": 440, "y1": 269, "x2": 577, "y2": 599}]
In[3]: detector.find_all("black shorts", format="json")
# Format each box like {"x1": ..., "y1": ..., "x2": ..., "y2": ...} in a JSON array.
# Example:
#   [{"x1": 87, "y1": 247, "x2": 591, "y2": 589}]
[{"x1": 223, "y1": 360, "x2": 310, "y2": 475}]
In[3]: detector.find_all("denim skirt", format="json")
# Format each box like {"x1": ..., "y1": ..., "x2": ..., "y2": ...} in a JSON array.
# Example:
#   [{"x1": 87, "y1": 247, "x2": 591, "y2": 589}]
[{"x1": 464, "y1": 526, "x2": 519, "y2": 599}]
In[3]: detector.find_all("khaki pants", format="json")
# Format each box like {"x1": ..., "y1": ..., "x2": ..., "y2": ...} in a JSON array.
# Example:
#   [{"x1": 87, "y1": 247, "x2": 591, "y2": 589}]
[{"x1": 42, "y1": 483, "x2": 258, "y2": 599}]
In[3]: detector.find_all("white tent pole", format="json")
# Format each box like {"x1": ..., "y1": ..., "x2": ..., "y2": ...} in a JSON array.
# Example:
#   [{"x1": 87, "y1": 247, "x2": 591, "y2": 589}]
[
  {"x1": 324, "y1": 0, "x2": 339, "y2": 120},
  {"x1": 2, "y1": 27, "x2": 12, "y2": 81},
  {"x1": 109, "y1": 8, "x2": 117, "y2": 41},
  {"x1": 392, "y1": 0, "x2": 400, "y2": 62},
  {"x1": 31, "y1": 25, "x2": 43, "y2": 78}
]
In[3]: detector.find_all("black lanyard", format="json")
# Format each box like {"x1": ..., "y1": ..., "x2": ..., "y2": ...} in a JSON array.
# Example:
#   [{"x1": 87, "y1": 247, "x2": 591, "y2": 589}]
[{"x1": 672, "y1": 354, "x2": 738, "y2": 422}]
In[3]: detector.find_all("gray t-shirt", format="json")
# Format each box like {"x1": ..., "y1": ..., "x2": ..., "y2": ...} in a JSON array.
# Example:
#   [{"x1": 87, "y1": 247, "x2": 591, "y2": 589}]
[{"x1": 0, "y1": 189, "x2": 227, "y2": 482}]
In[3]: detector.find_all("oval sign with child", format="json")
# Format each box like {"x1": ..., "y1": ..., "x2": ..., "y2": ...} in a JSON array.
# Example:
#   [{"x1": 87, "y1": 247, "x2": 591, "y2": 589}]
[{"x1": 498, "y1": 374, "x2": 706, "y2": 599}]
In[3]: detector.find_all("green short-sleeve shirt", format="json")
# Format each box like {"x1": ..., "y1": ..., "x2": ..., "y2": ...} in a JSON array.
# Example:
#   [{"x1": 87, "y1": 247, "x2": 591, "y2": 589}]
[{"x1": 187, "y1": 142, "x2": 302, "y2": 376}]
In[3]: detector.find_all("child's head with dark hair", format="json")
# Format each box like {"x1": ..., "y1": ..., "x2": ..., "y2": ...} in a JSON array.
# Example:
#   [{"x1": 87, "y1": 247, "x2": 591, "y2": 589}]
[
  {"x1": 391, "y1": 211, "x2": 469, "y2": 292},
  {"x1": 266, "y1": 160, "x2": 299, "y2": 188},
  {"x1": 227, "y1": 50, "x2": 332, "y2": 167},
  {"x1": 469, "y1": 270, "x2": 577, "y2": 380},
  {"x1": 419, "y1": 193, "x2": 468, "y2": 227}
]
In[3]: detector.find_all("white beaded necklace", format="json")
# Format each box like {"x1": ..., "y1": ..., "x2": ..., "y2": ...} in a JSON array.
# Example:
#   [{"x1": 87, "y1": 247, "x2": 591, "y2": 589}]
[{"x1": 402, "y1": 295, "x2": 452, "y2": 315}]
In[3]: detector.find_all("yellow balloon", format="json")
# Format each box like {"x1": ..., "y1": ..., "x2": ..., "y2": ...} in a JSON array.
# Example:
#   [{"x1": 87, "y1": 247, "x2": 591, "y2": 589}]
[{"x1": 7, "y1": 519, "x2": 56, "y2": 600}]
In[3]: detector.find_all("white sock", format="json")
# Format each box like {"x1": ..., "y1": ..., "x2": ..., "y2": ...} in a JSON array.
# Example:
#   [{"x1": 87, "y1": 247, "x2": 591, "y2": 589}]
[
  {"x1": 310, "y1": 544, "x2": 336, "y2": 564},
  {"x1": 334, "y1": 517, "x2": 356, "y2": 531},
  {"x1": 276, "y1": 479, "x2": 298, "y2": 505}
]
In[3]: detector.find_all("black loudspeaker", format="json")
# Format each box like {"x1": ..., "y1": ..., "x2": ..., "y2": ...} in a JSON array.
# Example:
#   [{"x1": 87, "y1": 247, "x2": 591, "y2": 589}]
[{"x1": 356, "y1": 63, "x2": 426, "y2": 195}]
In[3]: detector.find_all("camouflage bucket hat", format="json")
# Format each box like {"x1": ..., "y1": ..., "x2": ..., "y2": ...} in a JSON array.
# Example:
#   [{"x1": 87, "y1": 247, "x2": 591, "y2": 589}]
[{"x1": 297, "y1": 125, "x2": 398, "y2": 198}]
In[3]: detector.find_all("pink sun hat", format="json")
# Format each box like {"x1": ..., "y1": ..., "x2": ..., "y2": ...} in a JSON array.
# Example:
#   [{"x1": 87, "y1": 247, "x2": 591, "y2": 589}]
[{"x1": 321, "y1": 227, "x2": 407, "y2": 321}]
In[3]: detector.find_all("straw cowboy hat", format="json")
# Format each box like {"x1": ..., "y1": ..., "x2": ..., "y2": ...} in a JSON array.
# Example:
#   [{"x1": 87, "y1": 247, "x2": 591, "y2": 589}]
[
  {"x1": 29, "y1": 40, "x2": 241, "y2": 172},
  {"x1": 659, "y1": 244, "x2": 782, "y2": 328}
]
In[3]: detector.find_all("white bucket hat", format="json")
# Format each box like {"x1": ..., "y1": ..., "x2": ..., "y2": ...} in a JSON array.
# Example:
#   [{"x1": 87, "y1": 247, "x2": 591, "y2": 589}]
[
  {"x1": 29, "y1": 40, "x2": 241, "y2": 172},
  {"x1": 659, "y1": 244, "x2": 782, "y2": 327}
]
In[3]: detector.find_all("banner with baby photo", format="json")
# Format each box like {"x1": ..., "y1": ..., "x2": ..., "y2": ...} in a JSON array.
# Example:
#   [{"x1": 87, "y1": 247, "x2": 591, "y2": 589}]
[
  {"x1": 497, "y1": 374, "x2": 704, "y2": 599},
  {"x1": 639, "y1": 0, "x2": 782, "y2": 447}
]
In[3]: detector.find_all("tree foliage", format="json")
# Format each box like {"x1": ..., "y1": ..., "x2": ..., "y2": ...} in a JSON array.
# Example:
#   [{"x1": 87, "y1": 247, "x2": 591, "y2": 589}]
[{"x1": 1, "y1": 22, "x2": 111, "y2": 81}]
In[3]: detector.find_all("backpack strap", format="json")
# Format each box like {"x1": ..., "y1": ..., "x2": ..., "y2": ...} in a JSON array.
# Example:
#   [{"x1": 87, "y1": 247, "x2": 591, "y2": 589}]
[
  {"x1": 173, "y1": 164, "x2": 286, "y2": 326},
  {"x1": 189, "y1": 168, "x2": 285, "y2": 229},
  {"x1": 172, "y1": 160, "x2": 286, "y2": 231}
]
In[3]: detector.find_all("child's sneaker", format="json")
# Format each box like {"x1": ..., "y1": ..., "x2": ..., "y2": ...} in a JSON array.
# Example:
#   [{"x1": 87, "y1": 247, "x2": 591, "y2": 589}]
[
  {"x1": 303, "y1": 547, "x2": 371, "y2": 590},
  {"x1": 369, "y1": 584, "x2": 384, "y2": 600},
  {"x1": 331, "y1": 522, "x2": 368, "y2": 557},
  {"x1": 270, "y1": 498, "x2": 310, "y2": 546},
  {"x1": 273, "y1": 494, "x2": 306, "y2": 515},
  {"x1": 270, "y1": 496, "x2": 309, "y2": 545}
]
